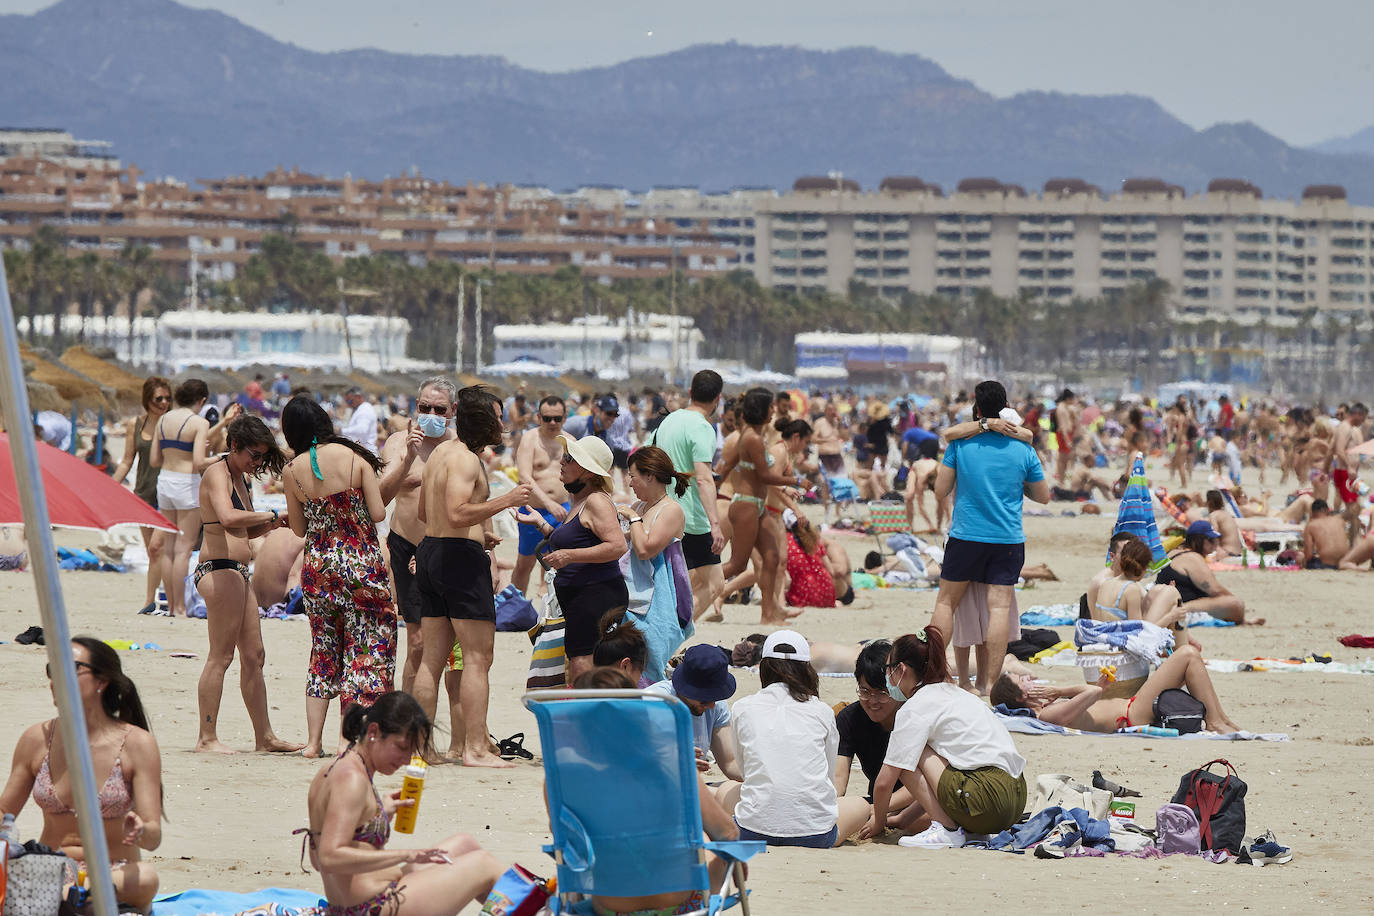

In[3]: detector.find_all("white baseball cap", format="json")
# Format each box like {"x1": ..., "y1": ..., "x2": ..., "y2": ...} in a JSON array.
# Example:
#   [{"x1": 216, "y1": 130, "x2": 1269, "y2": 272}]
[{"x1": 760, "y1": 629, "x2": 811, "y2": 662}]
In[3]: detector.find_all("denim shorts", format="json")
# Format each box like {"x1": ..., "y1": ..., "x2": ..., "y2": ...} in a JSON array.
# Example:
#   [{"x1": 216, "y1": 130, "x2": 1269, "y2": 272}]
[{"x1": 735, "y1": 819, "x2": 837, "y2": 848}]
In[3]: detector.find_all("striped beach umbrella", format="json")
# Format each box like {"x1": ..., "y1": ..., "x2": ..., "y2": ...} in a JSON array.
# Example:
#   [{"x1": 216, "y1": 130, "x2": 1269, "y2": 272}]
[{"x1": 1112, "y1": 452, "x2": 1166, "y2": 569}]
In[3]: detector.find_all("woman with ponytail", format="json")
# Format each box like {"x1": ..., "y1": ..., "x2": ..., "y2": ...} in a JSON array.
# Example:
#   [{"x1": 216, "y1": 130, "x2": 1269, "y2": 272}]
[
  {"x1": 616, "y1": 446, "x2": 696, "y2": 681},
  {"x1": 1, "y1": 637, "x2": 164, "y2": 912},
  {"x1": 282, "y1": 396, "x2": 398, "y2": 758},
  {"x1": 299, "y1": 693, "x2": 503, "y2": 915},
  {"x1": 859, "y1": 626, "x2": 1026, "y2": 849}
]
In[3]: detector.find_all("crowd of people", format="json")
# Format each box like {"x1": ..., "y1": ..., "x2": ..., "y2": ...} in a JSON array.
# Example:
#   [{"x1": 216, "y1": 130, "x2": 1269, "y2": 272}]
[{"x1": 6, "y1": 365, "x2": 1359, "y2": 915}]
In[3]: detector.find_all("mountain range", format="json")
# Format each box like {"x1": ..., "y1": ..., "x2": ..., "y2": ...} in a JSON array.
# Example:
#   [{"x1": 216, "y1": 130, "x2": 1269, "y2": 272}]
[{"x1": 4, "y1": 0, "x2": 1374, "y2": 202}]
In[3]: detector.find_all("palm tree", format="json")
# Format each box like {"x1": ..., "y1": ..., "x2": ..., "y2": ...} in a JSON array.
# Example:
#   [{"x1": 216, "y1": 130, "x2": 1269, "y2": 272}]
[
  {"x1": 3, "y1": 247, "x2": 34, "y2": 335},
  {"x1": 118, "y1": 242, "x2": 156, "y2": 363}
]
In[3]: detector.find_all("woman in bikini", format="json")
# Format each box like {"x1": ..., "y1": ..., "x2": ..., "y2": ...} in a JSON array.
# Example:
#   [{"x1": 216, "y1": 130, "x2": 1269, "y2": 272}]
[
  {"x1": 0, "y1": 637, "x2": 163, "y2": 912},
  {"x1": 716, "y1": 389, "x2": 801, "y2": 623},
  {"x1": 195, "y1": 415, "x2": 301, "y2": 754},
  {"x1": 282, "y1": 396, "x2": 396, "y2": 759},
  {"x1": 111, "y1": 375, "x2": 172, "y2": 615},
  {"x1": 150, "y1": 378, "x2": 215, "y2": 617},
  {"x1": 299, "y1": 693, "x2": 503, "y2": 916},
  {"x1": 989, "y1": 642, "x2": 1242, "y2": 734},
  {"x1": 1154, "y1": 522, "x2": 1261, "y2": 624},
  {"x1": 1090, "y1": 539, "x2": 1183, "y2": 628}
]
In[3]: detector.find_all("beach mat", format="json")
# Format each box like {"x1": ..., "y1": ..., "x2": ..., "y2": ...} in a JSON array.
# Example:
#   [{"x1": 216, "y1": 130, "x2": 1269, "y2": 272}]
[
  {"x1": 995, "y1": 713, "x2": 1289, "y2": 742},
  {"x1": 152, "y1": 887, "x2": 324, "y2": 915}
]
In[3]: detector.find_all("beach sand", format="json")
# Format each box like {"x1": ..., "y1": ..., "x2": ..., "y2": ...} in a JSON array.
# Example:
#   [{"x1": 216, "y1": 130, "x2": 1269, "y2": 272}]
[{"x1": 4, "y1": 486, "x2": 1374, "y2": 913}]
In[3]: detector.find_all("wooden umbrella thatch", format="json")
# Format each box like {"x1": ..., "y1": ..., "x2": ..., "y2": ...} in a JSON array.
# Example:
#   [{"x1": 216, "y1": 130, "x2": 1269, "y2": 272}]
[
  {"x1": 25, "y1": 379, "x2": 67, "y2": 414},
  {"x1": 60, "y1": 346, "x2": 147, "y2": 405},
  {"x1": 557, "y1": 374, "x2": 596, "y2": 397},
  {"x1": 18, "y1": 345, "x2": 115, "y2": 410},
  {"x1": 347, "y1": 371, "x2": 392, "y2": 398},
  {"x1": 172, "y1": 366, "x2": 246, "y2": 395}
]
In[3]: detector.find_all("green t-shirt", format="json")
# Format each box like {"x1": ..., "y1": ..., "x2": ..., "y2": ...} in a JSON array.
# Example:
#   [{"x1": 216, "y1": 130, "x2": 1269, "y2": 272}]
[{"x1": 652, "y1": 408, "x2": 717, "y2": 535}]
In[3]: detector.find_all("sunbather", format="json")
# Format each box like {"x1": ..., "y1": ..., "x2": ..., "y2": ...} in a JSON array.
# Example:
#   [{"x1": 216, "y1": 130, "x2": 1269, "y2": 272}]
[
  {"x1": 1155, "y1": 521, "x2": 1262, "y2": 624},
  {"x1": 1, "y1": 638, "x2": 164, "y2": 913},
  {"x1": 1090, "y1": 539, "x2": 1183, "y2": 628},
  {"x1": 988, "y1": 643, "x2": 1242, "y2": 734},
  {"x1": 297, "y1": 693, "x2": 503, "y2": 916}
]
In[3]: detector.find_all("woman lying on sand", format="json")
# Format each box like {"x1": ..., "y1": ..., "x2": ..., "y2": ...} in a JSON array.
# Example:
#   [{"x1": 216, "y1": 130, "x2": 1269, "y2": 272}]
[{"x1": 988, "y1": 644, "x2": 1242, "y2": 734}]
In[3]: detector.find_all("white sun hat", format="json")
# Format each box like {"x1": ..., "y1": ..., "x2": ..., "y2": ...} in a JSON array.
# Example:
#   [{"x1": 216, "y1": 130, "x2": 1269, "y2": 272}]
[{"x1": 556, "y1": 433, "x2": 614, "y2": 483}]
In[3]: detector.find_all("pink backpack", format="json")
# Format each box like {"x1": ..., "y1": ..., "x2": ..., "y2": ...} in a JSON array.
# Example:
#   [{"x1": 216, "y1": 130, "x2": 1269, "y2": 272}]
[{"x1": 1155, "y1": 803, "x2": 1200, "y2": 855}]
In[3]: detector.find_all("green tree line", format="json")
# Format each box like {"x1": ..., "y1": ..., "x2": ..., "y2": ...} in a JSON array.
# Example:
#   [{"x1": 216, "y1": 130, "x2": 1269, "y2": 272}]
[{"x1": 6, "y1": 229, "x2": 1372, "y2": 396}]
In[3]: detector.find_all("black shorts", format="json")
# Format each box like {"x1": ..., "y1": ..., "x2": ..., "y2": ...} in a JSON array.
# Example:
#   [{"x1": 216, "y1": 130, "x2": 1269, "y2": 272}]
[
  {"x1": 386, "y1": 532, "x2": 423, "y2": 625},
  {"x1": 681, "y1": 531, "x2": 721, "y2": 569},
  {"x1": 939, "y1": 536, "x2": 1025, "y2": 587},
  {"x1": 819, "y1": 453, "x2": 845, "y2": 475},
  {"x1": 416, "y1": 537, "x2": 495, "y2": 622},
  {"x1": 556, "y1": 578, "x2": 630, "y2": 657},
  {"x1": 611, "y1": 447, "x2": 630, "y2": 469}
]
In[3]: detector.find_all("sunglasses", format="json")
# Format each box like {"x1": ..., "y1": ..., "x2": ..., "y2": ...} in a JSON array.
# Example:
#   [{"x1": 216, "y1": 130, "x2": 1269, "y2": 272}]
[
  {"x1": 152, "y1": 396, "x2": 171, "y2": 404},
  {"x1": 540, "y1": 414, "x2": 565, "y2": 423},
  {"x1": 561, "y1": 453, "x2": 575, "y2": 465},
  {"x1": 415, "y1": 403, "x2": 447, "y2": 415},
  {"x1": 46, "y1": 660, "x2": 93, "y2": 679},
  {"x1": 246, "y1": 448, "x2": 269, "y2": 463}
]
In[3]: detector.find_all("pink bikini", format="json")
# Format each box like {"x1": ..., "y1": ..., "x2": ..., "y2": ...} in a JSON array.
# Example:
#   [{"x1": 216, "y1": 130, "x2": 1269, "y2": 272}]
[{"x1": 32, "y1": 723, "x2": 134, "y2": 820}]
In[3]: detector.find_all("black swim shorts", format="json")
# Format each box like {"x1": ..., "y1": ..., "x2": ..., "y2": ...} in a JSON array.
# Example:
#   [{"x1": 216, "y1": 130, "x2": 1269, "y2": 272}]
[
  {"x1": 939, "y1": 536, "x2": 1025, "y2": 587},
  {"x1": 681, "y1": 531, "x2": 721, "y2": 569},
  {"x1": 386, "y1": 531, "x2": 423, "y2": 626},
  {"x1": 416, "y1": 536, "x2": 495, "y2": 622}
]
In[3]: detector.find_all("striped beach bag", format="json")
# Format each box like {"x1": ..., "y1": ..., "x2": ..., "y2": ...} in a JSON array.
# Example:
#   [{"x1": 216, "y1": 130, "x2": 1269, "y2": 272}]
[{"x1": 525, "y1": 568, "x2": 566, "y2": 689}]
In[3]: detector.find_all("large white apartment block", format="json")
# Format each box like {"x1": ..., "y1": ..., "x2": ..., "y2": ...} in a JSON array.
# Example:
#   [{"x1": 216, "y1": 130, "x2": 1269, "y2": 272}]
[{"x1": 751, "y1": 177, "x2": 1374, "y2": 321}]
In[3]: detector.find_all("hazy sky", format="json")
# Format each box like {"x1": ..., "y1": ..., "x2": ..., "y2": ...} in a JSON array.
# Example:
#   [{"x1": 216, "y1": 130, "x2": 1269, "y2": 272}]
[{"x1": 6, "y1": 0, "x2": 1371, "y2": 145}]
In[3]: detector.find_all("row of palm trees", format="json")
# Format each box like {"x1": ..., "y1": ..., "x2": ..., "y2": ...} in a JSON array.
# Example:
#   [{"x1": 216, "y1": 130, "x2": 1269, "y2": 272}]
[{"x1": 5, "y1": 229, "x2": 1369, "y2": 397}]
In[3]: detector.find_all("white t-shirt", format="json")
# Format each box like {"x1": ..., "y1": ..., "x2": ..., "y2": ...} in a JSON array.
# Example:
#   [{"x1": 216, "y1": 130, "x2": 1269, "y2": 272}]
[
  {"x1": 884, "y1": 682, "x2": 1025, "y2": 778},
  {"x1": 340, "y1": 401, "x2": 378, "y2": 454},
  {"x1": 731, "y1": 683, "x2": 839, "y2": 837}
]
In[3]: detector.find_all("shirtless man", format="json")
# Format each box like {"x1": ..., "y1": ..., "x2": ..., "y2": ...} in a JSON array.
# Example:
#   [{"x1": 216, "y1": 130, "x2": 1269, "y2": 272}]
[
  {"x1": 903, "y1": 453, "x2": 943, "y2": 532},
  {"x1": 1204, "y1": 490, "x2": 1244, "y2": 559},
  {"x1": 812, "y1": 401, "x2": 845, "y2": 519},
  {"x1": 512, "y1": 395, "x2": 571, "y2": 596},
  {"x1": 413, "y1": 385, "x2": 532, "y2": 768},
  {"x1": 378, "y1": 377, "x2": 457, "y2": 696},
  {"x1": 1167, "y1": 400, "x2": 1194, "y2": 488},
  {"x1": 1302, "y1": 500, "x2": 1351, "y2": 570},
  {"x1": 1329, "y1": 402, "x2": 1368, "y2": 544},
  {"x1": 1052, "y1": 389, "x2": 1078, "y2": 482}
]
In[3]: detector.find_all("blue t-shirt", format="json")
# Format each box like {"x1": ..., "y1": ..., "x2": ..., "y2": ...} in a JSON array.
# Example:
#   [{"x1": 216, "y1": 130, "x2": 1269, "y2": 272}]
[
  {"x1": 942, "y1": 434, "x2": 1045, "y2": 544},
  {"x1": 902, "y1": 426, "x2": 939, "y2": 457},
  {"x1": 647, "y1": 680, "x2": 731, "y2": 757}
]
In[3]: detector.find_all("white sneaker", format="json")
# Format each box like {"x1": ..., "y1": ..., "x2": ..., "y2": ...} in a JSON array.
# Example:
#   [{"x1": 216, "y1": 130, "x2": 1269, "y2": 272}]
[{"x1": 898, "y1": 823, "x2": 966, "y2": 849}]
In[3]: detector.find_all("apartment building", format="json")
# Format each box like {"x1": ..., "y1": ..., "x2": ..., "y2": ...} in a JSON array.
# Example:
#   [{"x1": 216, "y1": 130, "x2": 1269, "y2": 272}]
[
  {"x1": 0, "y1": 157, "x2": 740, "y2": 286},
  {"x1": 0, "y1": 128, "x2": 118, "y2": 170},
  {"x1": 752, "y1": 176, "x2": 1374, "y2": 320}
]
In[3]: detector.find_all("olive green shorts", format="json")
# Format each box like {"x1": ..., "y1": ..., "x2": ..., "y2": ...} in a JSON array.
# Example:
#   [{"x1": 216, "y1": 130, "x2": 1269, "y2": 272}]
[{"x1": 936, "y1": 765, "x2": 1027, "y2": 834}]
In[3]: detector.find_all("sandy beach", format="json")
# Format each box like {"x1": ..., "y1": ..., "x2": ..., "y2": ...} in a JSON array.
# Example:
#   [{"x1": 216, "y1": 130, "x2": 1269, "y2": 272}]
[{"x1": 4, "y1": 477, "x2": 1374, "y2": 914}]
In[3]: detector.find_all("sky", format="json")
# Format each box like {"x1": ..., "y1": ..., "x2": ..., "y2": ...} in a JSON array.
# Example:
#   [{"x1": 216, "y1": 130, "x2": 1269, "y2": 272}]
[{"x1": 5, "y1": 0, "x2": 1371, "y2": 146}]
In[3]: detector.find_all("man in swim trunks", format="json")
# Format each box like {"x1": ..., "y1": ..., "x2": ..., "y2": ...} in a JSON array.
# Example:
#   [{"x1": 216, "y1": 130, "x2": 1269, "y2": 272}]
[
  {"x1": 512, "y1": 395, "x2": 571, "y2": 597},
  {"x1": 379, "y1": 377, "x2": 459, "y2": 698},
  {"x1": 1330, "y1": 402, "x2": 1368, "y2": 544},
  {"x1": 1303, "y1": 499, "x2": 1351, "y2": 570},
  {"x1": 414, "y1": 385, "x2": 531, "y2": 768},
  {"x1": 1052, "y1": 389, "x2": 1078, "y2": 483}
]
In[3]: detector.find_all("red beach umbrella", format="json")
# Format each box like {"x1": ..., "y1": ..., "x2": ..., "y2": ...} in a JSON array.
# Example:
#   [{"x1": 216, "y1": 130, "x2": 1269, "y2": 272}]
[{"x1": 0, "y1": 433, "x2": 177, "y2": 532}]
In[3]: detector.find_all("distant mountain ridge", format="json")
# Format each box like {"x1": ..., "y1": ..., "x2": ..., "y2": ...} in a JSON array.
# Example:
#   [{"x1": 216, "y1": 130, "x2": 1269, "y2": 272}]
[{"x1": 5, "y1": 0, "x2": 1374, "y2": 202}]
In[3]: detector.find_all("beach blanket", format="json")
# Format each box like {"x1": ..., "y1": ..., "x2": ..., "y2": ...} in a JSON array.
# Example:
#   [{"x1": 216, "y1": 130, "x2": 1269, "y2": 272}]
[
  {"x1": 152, "y1": 887, "x2": 324, "y2": 916},
  {"x1": 1021, "y1": 607, "x2": 1077, "y2": 627},
  {"x1": 1205, "y1": 657, "x2": 1374, "y2": 676},
  {"x1": 995, "y1": 713, "x2": 1289, "y2": 741},
  {"x1": 1184, "y1": 611, "x2": 1235, "y2": 628}
]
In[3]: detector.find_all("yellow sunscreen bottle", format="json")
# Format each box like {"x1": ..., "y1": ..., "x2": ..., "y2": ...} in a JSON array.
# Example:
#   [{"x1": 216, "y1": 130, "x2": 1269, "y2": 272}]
[{"x1": 393, "y1": 756, "x2": 427, "y2": 834}]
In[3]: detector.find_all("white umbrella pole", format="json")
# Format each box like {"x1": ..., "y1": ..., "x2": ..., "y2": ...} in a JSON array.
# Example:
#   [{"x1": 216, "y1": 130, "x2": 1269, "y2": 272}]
[{"x1": 0, "y1": 256, "x2": 119, "y2": 916}]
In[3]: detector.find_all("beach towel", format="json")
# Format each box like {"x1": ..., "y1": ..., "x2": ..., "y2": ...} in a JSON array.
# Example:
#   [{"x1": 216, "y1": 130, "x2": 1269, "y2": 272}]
[
  {"x1": 623, "y1": 542, "x2": 695, "y2": 684},
  {"x1": 994, "y1": 713, "x2": 1290, "y2": 741},
  {"x1": 1021, "y1": 608, "x2": 1076, "y2": 627},
  {"x1": 525, "y1": 569, "x2": 566, "y2": 689},
  {"x1": 1116, "y1": 455, "x2": 1165, "y2": 569},
  {"x1": 1074, "y1": 619, "x2": 1174, "y2": 661},
  {"x1": 826, "y1": 475, "x2": 860, "y2": 502},
  {"x1": 151, "y1": 887, "x2": 324, "y2": 916}
]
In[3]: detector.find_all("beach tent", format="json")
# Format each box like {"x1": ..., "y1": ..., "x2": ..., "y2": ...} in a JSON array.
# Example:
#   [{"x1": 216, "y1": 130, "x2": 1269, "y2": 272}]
[
  {"x1": 0, "y1": 258, "x2": 121, "y2": 915},
  {"x1": 1113, "y1": 452, "x2": 1166, "y2": 569}
]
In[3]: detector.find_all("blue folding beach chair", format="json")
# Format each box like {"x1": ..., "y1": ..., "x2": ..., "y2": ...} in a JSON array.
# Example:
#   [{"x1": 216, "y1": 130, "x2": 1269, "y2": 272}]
[{"x1": 523, "y1": 689, "x2": 765, "y2": 916}]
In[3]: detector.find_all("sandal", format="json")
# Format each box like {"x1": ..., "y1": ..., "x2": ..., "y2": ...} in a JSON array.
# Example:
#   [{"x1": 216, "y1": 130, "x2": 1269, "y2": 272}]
[{"x1": 494, "y1": 732, "x2": 534, "y2": 761}]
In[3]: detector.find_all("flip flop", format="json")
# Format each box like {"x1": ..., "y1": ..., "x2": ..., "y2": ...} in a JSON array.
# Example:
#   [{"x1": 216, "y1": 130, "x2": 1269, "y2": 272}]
[{"x1": 494, "y1": 732, "x2": 534, "y2": 761}]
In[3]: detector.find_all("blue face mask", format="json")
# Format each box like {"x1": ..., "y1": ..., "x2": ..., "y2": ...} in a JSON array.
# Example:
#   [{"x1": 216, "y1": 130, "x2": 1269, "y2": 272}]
[
  {"x1": 886, "y1": 669, "x2": 909, "y2": 702},
  {"x1": 416, "y1": 412, "x2": 448, "y2": 438}
]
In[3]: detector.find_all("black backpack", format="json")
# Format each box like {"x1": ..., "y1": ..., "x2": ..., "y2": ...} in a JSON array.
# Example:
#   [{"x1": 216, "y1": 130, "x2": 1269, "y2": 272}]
[
  {"x1": 1171, "y1": 759, "x2": 1248, "y2": 854},
  {"x1": 1153, "y1": 687, "x2": 1207, "y2": 734}
]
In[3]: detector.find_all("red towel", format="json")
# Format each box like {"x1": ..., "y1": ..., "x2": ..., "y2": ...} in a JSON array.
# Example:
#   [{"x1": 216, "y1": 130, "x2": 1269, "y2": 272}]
[{"x1": 1338, "y1": 635, "x2": 1374, "y2": 648}]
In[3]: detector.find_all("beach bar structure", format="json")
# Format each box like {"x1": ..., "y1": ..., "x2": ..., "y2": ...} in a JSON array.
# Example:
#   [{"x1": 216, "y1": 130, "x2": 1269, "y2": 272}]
[
  {"x1": 492, "y1": 313, "x2": 703, "y2": 376},
  {"x1": 794, "y1": 331, "x2": 982, "y2": 388}
]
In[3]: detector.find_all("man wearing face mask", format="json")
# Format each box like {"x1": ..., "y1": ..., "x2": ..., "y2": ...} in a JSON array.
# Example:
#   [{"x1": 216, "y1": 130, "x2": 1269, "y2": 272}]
[
  {"x1": 379, "y1": 377, "x2": 457, "y2": 697},
  {"x1": 511, "y1": 395, "x2": 571, "y2": 596}
]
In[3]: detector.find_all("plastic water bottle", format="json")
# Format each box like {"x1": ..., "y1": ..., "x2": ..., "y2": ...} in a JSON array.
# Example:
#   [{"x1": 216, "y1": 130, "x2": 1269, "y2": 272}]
[
  {"x1": 1257, "y1": 546, "x2": 1266, "y2": 570},
  {"x1": 393, "y1": 757, "x2": 427, "y2": 834},
  {"x1": 1119, "y1": 725, "x2": 1179, "y2": 737}
]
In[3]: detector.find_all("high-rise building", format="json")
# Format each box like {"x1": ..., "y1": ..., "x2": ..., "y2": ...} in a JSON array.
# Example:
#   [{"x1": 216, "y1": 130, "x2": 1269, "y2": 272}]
[{"x1": 752, "y1": 176, "x2": 1374, "y2": 320}]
